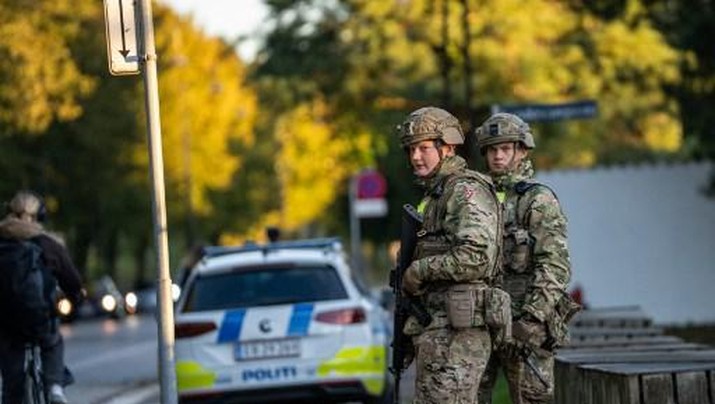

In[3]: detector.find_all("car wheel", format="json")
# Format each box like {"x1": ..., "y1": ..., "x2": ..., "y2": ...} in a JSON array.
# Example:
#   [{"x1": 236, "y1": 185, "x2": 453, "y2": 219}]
[{"x1": 363, "y1": 377, "x2": 393, "y2": 404}]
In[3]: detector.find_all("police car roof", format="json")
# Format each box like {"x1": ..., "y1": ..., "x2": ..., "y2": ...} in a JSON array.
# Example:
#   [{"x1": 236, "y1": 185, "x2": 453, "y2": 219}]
[
  {"x1": 201, "y1": 237, "x2": 343, "y2": 259},
  {"x1": 195, "y1": 238, "x2": 347, "y2": 275}
]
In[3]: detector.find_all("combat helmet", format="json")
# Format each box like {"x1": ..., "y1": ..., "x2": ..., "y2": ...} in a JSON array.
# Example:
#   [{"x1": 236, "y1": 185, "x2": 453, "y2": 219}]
[
  {"x1": 398, "y1": 107, "x2": 464, "y2": 148},
  {"x1": 475, "y1": 112, "x2": 535, "y2": 150}
]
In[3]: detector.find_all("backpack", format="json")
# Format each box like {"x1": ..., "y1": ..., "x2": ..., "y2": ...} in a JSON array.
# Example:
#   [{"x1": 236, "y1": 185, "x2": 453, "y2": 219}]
[{"x1": 0, "y1": 238, "x2": 51, "y2": 341}]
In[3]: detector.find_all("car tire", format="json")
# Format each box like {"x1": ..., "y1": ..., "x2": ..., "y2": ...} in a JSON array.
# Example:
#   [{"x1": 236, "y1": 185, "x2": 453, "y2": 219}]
[{"x1": 363, "y1": 377, "x2": 393, "y2": 404}]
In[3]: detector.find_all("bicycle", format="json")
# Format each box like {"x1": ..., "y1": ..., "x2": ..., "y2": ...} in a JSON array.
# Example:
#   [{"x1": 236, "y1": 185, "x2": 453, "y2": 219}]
[{"x1": 23, "y1": 343, "x2": 47, "y2": 404}]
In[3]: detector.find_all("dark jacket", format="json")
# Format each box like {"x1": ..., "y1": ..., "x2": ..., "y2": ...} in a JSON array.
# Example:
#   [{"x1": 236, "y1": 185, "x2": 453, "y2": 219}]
[{"x1": 0, "y1": 217, "x2": 82, "y2": 306}]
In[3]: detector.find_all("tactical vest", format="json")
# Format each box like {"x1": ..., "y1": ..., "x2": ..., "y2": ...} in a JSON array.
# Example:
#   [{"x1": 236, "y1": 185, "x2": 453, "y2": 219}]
[
  {"x1": 501, "y1": 180, "x2": 550, "y2": 314},
  {"x1": 415, "y1": 169, "x2": 500, "y2": 272}
]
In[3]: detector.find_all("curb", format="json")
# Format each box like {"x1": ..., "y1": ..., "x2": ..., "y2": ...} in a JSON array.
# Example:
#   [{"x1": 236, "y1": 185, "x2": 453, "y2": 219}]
[{"x1": 99, "y1": 383, "x2": 159, "y2": 404}]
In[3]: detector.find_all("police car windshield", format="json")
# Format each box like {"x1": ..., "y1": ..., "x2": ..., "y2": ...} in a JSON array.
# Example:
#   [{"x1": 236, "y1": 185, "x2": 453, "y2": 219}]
[{"x1": 182, "y1": 265, "x2": 348, "y2": 312}]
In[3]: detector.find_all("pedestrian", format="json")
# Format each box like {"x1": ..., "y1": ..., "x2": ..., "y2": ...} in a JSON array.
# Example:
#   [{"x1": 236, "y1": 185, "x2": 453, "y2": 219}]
[
  {"x1": 0, "y1": 190, "x2": 83, "y2": 404},
  {"x1": 474, "y1": 113, "x2": 579, "y2": 404},
  {"x1": 397, "y1": 107, "x2": 502, "y2": 404}
]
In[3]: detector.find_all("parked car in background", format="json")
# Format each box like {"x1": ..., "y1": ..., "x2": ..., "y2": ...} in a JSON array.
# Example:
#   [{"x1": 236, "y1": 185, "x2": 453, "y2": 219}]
[
  {"x1": 57, "y1": 275, "x2": 131, "y2": 322},
  {"x1": 93, "y1": 275, "x2": 128, "y2": 319},
  {"x1": 174, "y1": 238, "x2": 392, "y2": 403}
]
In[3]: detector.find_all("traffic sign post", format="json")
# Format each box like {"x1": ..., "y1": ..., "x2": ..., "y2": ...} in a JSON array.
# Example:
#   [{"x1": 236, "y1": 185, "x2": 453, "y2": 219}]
[
  {"x1": 104, "y1": 0, "x2": 177, "y2": 402},
  {"x1": 104, "y1": 0, "x2": 140, "y2": 75},
  {"x1": 349, "y1": 170, "x2": 388, "y2": 276},
  {"x1": 354, "y1": 170, "x2": 388, "y2": 219}
]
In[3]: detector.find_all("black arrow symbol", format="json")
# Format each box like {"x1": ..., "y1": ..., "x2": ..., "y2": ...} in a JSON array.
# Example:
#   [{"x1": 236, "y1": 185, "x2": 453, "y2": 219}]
[{"x1": 117, "y1": 0, "x2": 130, "y2": 58}]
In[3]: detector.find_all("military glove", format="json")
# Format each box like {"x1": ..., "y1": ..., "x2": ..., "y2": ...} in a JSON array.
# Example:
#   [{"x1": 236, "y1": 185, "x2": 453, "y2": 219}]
[
  {"x1": 501, "y1": 340, "x2": 525, "y2": 359},
  {"x1": 512, "y1": 317, "x2": 547, "y2": 349},
  {"x1": 402, "y1": 262, "x2": 423, "y2": 295},
  {"x1": 402, "y1": 339, "x2": 416, "y2": 370}
]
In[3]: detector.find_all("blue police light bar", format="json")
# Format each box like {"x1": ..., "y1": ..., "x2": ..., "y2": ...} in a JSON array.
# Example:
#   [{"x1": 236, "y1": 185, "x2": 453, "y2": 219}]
[{"x1": 202, "y1": 237, "x2": 343, "y2": 258}]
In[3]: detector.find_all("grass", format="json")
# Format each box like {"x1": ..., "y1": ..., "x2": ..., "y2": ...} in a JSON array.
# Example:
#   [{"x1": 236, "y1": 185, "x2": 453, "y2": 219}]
[{"x1": 492, "y1": 373, "x2": 511, "y2": 404}]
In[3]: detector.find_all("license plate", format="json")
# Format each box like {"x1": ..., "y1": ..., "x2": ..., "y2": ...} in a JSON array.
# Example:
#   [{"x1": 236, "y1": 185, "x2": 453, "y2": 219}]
[{"x1": 235, "y1": 339, "x2": 301, "y2": 361}]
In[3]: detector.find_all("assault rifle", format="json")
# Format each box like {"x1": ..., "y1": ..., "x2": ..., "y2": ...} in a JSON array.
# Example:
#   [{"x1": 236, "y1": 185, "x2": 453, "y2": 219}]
[
  {"x1": 389, "y1": 204, "x2": 431, "y2": 404},
  {"x1": 521, "y1": 347, "x2": 549, "y2": 388}
]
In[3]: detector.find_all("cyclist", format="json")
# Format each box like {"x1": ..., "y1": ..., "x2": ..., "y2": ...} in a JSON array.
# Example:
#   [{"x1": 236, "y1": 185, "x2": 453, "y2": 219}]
[{"x1": 0, "y1": 191, "x2": 82, "y2": 404}]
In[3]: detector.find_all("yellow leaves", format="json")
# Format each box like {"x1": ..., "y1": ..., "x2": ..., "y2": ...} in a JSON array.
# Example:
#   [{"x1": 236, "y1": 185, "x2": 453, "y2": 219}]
[
  {"x1": 0, "y1": 1, "x2": 95, "y2": 134},
  {"x1": 219, "y1": 211, "x2": 283, "y2": 246},
  {"x1": 275, "y1": 99, "x2": 351, "y2": 231},
  {"x1": 152, "y1": 5, "x2": 257, "y2": 216},
  {"x1": 641, "y1": 112, "x2": 682, "y2": 152},
  {"x1": 471, "y1": 0, "x2": 583, "y2": 101},
  {"x1": 462, "y1": 0, "x2": 685, "y2": 160},
  {"x1": 594, "y1": 21, "x2": 680, "y2": 84}
]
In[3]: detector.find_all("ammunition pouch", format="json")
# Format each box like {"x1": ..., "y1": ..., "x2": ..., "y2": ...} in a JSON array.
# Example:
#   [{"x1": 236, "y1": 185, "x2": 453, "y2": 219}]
[
  {"x1": 503, "y1": 275, "x2": 529, "y2": 306},
  {"x1": 446, "y1": 285, "x2": 512, "y2": 338},
  {"x1": 485, "y1": 287, "x2": 512, "y2": 329},
  {"x1": 446, "y1": 284, "x2": 485, "y2": 329},
  {"x1": 504, "y1": 228, "x2": 531, "y2": 274}
]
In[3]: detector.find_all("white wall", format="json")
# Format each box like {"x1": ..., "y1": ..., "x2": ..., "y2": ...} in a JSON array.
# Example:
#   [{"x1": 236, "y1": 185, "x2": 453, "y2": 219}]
[{"x1": 538, "y1": 161, "x2": 715, "y2": 325}]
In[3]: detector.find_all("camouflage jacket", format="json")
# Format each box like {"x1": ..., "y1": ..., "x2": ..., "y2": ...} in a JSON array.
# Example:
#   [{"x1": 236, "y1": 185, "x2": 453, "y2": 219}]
[
  {"x1": 406, "y1": 155, "x2": 501, "y2": 332},
  {"x1": 493, "y1": 159, "x2": 571, "y2": 322}
]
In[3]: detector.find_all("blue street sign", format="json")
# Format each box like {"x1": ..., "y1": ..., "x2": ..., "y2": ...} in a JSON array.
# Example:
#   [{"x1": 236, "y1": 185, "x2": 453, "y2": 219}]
[{"x1": 492, "y1": 100, "x2": 598, "y2": 122}]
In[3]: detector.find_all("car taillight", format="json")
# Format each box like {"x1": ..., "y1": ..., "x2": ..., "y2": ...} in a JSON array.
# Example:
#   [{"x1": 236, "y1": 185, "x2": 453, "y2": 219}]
[
  {"x1": 175, "y1": 321, "x2": 217, "y2": 338},
  {"x1": 316, "y1": 308, "x2": 366, "y2": 324}
]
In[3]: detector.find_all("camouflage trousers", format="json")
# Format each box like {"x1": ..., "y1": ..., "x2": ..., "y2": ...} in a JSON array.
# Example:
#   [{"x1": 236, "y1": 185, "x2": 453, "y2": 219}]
[
  {"x1": 412, "y1": 327, "x2": 491, "y2": 404},
  {"x1": 477, "y1": 346, "x2": 554, "y2": 404}
]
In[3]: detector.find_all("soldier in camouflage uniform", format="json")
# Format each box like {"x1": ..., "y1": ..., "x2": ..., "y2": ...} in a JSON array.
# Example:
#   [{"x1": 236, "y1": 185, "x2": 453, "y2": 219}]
[
  {"x1": 398, "y1": 107, "x2": 502, "y2": 404},
  {"x1": 474, "y1": 113, "x2": 577, "y2": 404}
]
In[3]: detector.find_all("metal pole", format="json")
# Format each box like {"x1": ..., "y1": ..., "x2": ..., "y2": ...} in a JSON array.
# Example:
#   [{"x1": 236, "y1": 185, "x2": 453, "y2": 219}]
[
  {"x1": 138, "y1": 0, "x2": 177, "y2": 402},
  {"x1": 349, "y1": 174, "x2": 362, "y2": 276}
]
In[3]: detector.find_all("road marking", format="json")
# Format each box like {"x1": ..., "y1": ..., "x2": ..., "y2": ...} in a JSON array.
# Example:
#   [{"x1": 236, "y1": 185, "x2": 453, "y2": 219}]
[{"x1": 71, "y1": 341, "x2": 155, "y2": 371}]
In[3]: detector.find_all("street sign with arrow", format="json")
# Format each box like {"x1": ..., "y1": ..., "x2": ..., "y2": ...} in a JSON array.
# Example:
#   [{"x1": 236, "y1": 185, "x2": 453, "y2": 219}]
[{"x1": 104, "y1": 0, "x2": 140, "y2": 75}]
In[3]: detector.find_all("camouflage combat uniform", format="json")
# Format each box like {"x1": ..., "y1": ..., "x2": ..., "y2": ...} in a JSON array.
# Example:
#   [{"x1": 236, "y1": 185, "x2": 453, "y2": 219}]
[
  {"x1": 405, "y1": 154, "x2": 501, "y2": 404},
  {"x1": 396, "y1": 106, "x2": 503, "y2": 404},
  {"x1": 475, "y1": 113, "x2": 576, "y2": 404}
]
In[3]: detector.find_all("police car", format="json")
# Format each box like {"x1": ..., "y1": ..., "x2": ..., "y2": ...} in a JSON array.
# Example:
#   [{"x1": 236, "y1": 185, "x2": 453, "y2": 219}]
[{"x1": 174, "y1": 238, "x2": 392, "y2": 403}]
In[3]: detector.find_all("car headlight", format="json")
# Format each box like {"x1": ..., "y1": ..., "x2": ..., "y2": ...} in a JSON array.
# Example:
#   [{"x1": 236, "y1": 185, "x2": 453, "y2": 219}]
[
  {"x1": 57, "y1": 298, "x2": 73, "y2": 316},
  {"x1": 125, "y1": 292, "x2": 138, "y2": 314},
  {"x1": 172, "y1": 283, "x2": 181, "y2": 302},
  {"x1": 101, "y1": 294, "x2": 118, "y2": 312}
]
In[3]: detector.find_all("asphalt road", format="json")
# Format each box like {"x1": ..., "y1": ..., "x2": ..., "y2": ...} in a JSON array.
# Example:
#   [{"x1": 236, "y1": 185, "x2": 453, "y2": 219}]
[{"x1": 63, "y1": 314, "x2": 160, "y2": 403}]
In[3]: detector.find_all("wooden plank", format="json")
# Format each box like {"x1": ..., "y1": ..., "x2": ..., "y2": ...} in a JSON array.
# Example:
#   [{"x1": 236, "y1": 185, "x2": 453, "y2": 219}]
[
  {"x1": 557, "y1": 342, "x2": 707, "y2": 356},
  {"x1": 557, "y1": 349, "x2": 715, "y2": 365},
  {"x1": 571, "y1": 306, "x2": 652, "y2": 328},
  {"x1": 586, "y1": 369, "x2": 639, "y2": 404},
  {"x1": 582, "y1": 362, "x2": 715, "y2": 375},
  {"x1": 570, "y1": 326, "x2": 664, "y2": 340},
  {"x1": 554, "y1": 359, "x2": 569, "y2": 404},
  {"x1": 675, "y1": 371, "x2": 710, "y2": 404},
  {"x1": 559, "y1": 305, "x2": 715, "y2": 403},
  {"x1": 562, "y1": 335, "x2": 683, "y2": 349},
  {"x1": 555, "y1": 360, "x2": 588, "y2": 404},
  {"x1": 555, "y1": 362, "x2": 641, "y2": 404},
  {"x1": 576, "y1": 368, "x2": 596, "y2": 404},
  {"x1": 641, "y1": 373, "x2": 676, "y2": 404}
]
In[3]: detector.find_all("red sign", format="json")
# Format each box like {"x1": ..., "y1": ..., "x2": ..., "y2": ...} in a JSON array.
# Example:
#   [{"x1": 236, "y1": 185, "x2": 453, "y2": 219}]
[{"x1": 356, "y1": 170, "x2": 387, "y2": 199}]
